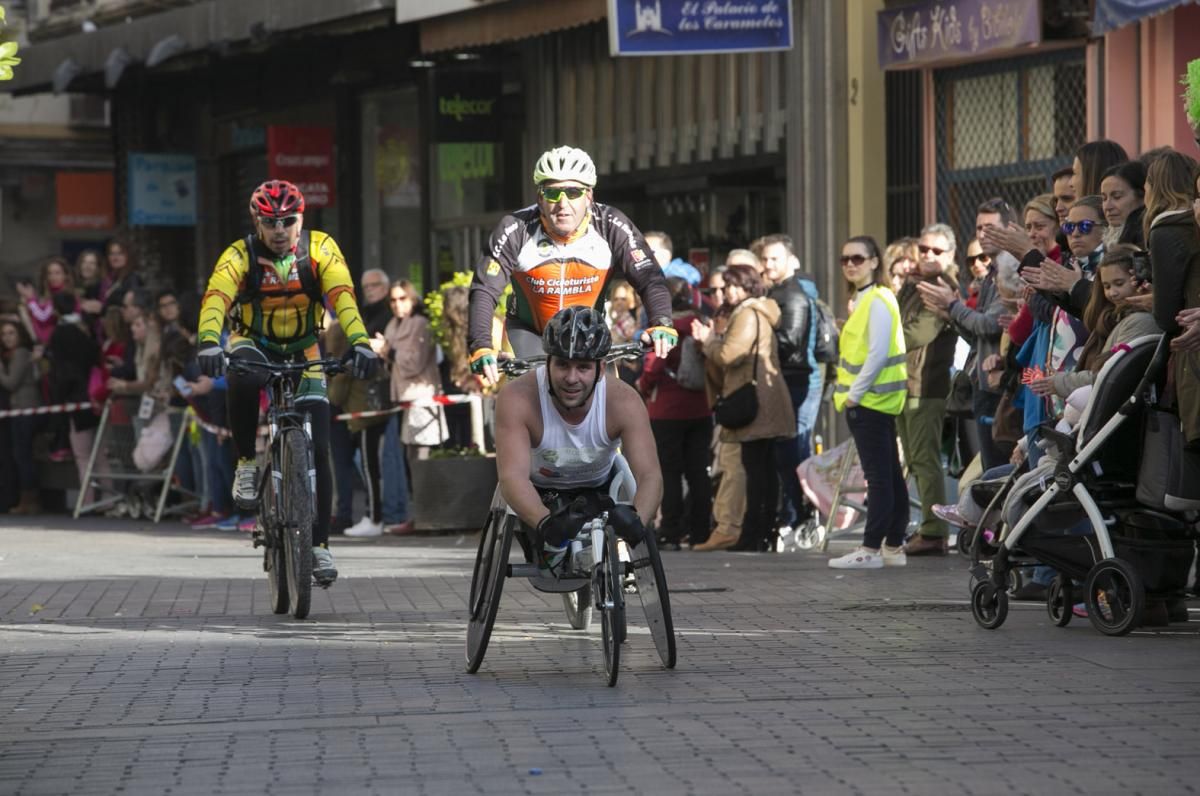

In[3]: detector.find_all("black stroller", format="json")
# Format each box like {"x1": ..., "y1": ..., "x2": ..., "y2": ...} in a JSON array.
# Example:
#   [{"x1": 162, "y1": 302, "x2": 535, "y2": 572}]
[{"x1": 968, "y1": 334, "x2": 1198, "y2": 636}]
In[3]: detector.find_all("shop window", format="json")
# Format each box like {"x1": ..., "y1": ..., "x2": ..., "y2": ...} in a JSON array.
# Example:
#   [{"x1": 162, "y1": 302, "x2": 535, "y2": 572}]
[
  {"x1": 361, "y1": 88, "x2": 425, "y2": 289},
  {"x1": 935, "y1": 51, "x2": 1086, "y2": 236}
]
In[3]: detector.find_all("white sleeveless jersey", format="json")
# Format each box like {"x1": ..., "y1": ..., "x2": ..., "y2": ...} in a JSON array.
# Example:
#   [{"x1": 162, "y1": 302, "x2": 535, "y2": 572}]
[{"x1": 530, "y1": 366, "x2": 616, "y2": 489}]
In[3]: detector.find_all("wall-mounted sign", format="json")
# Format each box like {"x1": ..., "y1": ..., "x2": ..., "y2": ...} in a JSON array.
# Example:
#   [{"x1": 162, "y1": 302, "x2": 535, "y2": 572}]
[
  {"x1": 877, "y1": 0, "x2": 1041, "y2": 69},
  {"x1": 56, "y1": 171, "x2": 114, "y2": 230},
  {"x1": 128, "y1": 154, "x2": 196, "y2": 227},
  {"x1": 434, "y1": 72, "x2": 501, "y2": 143},
  {"x1": 267, "y1": 126, "x2": 336, "y2": 207},
  {"x1": 607, "y1": 0, "x2": 792, "y2": 56}
]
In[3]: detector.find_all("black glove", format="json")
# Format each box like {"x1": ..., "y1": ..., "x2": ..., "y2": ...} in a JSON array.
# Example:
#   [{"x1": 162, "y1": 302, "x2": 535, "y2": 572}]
[
  {"x1": 537, "y1": 502, "x2": 588, "y2": 548},
  {"x1": 197, "y1": 345, "x2": 225, "y2": 378},
  {"x1": 608, "y1": 503, "x2": 646, "y2": 545},
  {"x1": 352, "y1": 344, "x2": 380, "y2": 380}
]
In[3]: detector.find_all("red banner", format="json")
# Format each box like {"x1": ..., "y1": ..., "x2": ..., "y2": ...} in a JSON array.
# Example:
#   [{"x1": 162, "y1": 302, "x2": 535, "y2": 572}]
[
  {"x1": 55, "y1": 171, "x2": 114, "y2": 230},
  {"x1": 266, "y1": 126, "x2": 335, "y2": 208}
]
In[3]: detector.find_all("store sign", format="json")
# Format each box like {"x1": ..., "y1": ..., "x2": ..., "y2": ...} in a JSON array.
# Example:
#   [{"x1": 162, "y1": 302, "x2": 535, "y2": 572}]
[
  {"x1": 267, "y1": 126, "x2": 336, "y2": 207},
  {"x1": 56, "y1": 171, "x2": 114, "y2": 230},
  {"x1": 434, "y1": 72, "x2": 501, "y2": 143},
  {"x1": 607, "y1": 0, "x2": 792, "y2": 56},
  {"x1": 877, "y1": 0, "x2": 1041, "y2": 69},
  {"x1": 128, "y1": 154, "x2": 196, "y2": 227}
]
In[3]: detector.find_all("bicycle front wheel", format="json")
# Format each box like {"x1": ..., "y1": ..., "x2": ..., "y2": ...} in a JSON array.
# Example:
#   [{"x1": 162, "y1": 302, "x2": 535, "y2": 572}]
[
  {"x1": 630, "y1": 533, "x2": 676, "y2": 669},
  {"x1": 260, "y1": 471, "x2": 290, "y2": 615},
  {"x1": 281, "y1": 431, "x2": 314, "y2": 619}
]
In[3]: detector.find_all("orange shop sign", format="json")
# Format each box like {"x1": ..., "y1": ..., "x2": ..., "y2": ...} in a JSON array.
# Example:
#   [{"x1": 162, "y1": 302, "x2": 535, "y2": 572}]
[
  {"x1": 267, "y1": 126, "x2": 335, "y2": 208},
  {"x1": 56, "y1": 171, "x2": 115, "y2": 230}
]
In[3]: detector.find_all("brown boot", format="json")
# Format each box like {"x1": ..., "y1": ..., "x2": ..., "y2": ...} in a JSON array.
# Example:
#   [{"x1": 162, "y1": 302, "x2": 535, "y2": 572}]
[
  {"x1": 9, "y1": 490, "x2": 38, "y2": 515},
  {"x1": 693, "y1": 527, "x2": 739, "y2": 551}
]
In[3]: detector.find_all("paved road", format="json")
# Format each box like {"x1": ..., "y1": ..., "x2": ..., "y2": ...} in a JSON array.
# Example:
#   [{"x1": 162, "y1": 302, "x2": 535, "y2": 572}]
[{"x1": 1, "y1": 516, "x2": 1197, "y2": 795}]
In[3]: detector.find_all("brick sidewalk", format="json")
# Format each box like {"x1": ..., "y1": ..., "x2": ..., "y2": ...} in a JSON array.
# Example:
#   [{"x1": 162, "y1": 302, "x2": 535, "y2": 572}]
[{"x1": 1, "y1": 517, "x2": 1197, "y2": 795}]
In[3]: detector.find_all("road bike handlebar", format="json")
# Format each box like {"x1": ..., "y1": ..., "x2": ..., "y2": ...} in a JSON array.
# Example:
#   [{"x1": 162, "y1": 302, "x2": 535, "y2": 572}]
[{"x1": 497, "y1": 342, "x2": 648, "y2": 378}]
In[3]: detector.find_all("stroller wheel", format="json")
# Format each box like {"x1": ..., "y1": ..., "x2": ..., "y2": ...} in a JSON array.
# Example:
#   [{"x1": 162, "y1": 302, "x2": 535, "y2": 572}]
[
  {"x1": 1047, "y1": 576, "x2": 1073, "y2": 627},
  {"x1": 794, "y1": 518, "x2": 825, "y2": 551},
  {"x1": 970, "y1": 581, "x2": 1008, "y2": 630},
  {"x1": 1083, "y1": 558, "x2": 1144, "y2": 636},
  {"x1": 1006, "y1": 569, "x2": 1024, "y2": 597}
]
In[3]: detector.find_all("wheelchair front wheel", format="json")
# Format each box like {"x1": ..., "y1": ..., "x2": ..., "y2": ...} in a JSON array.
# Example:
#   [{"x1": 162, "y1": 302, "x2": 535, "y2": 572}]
[
  {"x1": 466, "y1": 510, "x2": 512, "y2": 673},
  {"x1": 597, "y1": 528, "x2": 624, "y2": 687},
  {"x1": 562, "y1": 585, "x2": 593, "y2": 630}
]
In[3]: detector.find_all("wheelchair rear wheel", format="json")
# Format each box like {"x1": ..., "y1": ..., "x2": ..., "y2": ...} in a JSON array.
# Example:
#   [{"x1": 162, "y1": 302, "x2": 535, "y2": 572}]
[
  {"x1": 630, "y1": 533, "x2": 676, "y2": 669},
  {"x1": 466, "y1": 510, "x2": 513, "y2": 673},
  {"x1": 597, "y1": 528, "x2": 624, "y2": 687},
  {"x1": 562, "y1": 585, "x2": 593, "y2": 630}
]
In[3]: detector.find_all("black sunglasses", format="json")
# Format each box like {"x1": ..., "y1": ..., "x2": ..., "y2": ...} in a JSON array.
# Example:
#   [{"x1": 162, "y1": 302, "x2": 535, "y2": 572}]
[
  {"x1": 967, "y1": 253, "x2": 992, "y2": 265},
  {"x1": 539, "y1": 186, "x2": 588, "y2": 202},
  {"x1": 840, "y1": 254, "x2": 872, "y2": 265},
  {"x1": 918, "y1": 244, "x2": 948, "y2": 256}
]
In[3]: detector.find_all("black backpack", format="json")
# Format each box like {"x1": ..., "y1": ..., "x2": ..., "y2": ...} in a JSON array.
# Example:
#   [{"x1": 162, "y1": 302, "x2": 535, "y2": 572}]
[
  {"x1": 236, "y1": 230, "x2": 322, "y2": 306},
  {"x1": 806, "y1": 294, "x2": 840, "y2": 365}
]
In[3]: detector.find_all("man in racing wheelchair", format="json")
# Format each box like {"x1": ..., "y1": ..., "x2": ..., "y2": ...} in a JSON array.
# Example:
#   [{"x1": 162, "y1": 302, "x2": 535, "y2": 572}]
[{"x1": 493, "y1": 306, "x2": 664, "y2": 574}]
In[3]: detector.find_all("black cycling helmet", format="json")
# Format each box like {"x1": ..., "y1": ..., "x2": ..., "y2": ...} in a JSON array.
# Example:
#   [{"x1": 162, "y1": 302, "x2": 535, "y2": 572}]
[{"x1": 542, "y1": 306, "x2": 611, "y2": 361}]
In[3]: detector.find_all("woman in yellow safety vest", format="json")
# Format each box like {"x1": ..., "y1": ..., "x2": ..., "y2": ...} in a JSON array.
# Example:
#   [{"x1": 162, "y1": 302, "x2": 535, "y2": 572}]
[{"x1": 828, "y1": 235, "x2": 910, "y2": 570}]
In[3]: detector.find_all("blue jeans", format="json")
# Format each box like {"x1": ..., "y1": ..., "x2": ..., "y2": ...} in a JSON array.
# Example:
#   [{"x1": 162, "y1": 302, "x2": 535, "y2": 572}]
[
  {"x1": 774, "y1": 373, "x2": 823, "y2": 527},
  {"x1": 202, "y1": 430, "x2": 234, "y2": 516},
  {"x1": 329, "y1": 406, "x2": 359, "y2": 523},
  {"x1": 381, "y1": 414, "x2": 410, "y2": 524}
]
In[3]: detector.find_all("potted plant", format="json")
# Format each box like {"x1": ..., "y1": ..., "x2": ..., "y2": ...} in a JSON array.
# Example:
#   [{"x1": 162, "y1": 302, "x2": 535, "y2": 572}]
[
  {"x1": 407, "y1": 273, "x2": 509, "y2": 530},
  {"x1": 1185, "y1": 58, "x2": 1200, "y2": 149}
]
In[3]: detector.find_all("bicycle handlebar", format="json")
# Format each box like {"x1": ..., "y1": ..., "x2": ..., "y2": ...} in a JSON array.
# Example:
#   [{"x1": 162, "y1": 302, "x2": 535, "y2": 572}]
[
  {"x1": 497, "y1": 342, "x2": 648, "y2": 378},
  {"x1": 226, "y1": 355, "x2": 350, "y2": 378}
]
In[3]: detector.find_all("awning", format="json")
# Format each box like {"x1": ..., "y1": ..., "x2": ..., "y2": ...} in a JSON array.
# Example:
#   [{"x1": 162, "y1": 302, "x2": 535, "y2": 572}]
[
  {"x1": 398, "y1": 0, "x2": 513, "y2": 25},
  {"x1": 1092, "y1": 0, "x2": 1199, "y2": 36},
  {"x1": 420, "y1": 0, "x2": 605, "y2": 53},
  {"x1": 8, "y1": 0, "x2": 393, "y2": 94}
]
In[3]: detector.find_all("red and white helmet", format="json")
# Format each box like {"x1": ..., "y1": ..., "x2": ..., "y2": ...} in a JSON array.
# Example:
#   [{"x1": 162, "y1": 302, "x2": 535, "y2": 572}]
[{"x1": 249, "y1": 180, "x2": 305, "y2": 218}]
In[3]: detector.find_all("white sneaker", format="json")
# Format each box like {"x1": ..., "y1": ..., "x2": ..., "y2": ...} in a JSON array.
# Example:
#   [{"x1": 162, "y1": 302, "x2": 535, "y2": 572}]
[
  {"x1": 882, "y1": 544, "x2": 907, "y2": 567},
  {"x1": 828, "y1": 547, "x2": 884, "y2": 569},
  {"x1": 776, "y1": 526, "x2": 795, "y2": 553},
  {"x1": 345, "y1": 517, "x2": 384, "y2": 537}
]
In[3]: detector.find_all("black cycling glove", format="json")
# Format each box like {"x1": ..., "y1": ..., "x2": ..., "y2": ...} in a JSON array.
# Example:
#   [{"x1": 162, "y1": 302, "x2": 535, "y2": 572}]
[
  {"x1": 197, "y1": 345, "x2": 225, "y2": 378},
  {"x1": 352, "y1": 344, "x2": 380, "y2": 380}
]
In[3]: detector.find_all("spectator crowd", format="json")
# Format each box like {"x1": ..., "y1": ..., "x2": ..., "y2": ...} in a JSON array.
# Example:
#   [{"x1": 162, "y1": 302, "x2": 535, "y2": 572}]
[{"x1": 0, "y1": 140, "x2": 1198, "y2": 602}]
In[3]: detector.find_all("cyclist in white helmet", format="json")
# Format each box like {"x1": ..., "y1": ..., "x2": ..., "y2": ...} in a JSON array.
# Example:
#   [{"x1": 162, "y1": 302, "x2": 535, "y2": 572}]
[{"x1": 468, "y1": 145, "x2": 677, "y2": 385}]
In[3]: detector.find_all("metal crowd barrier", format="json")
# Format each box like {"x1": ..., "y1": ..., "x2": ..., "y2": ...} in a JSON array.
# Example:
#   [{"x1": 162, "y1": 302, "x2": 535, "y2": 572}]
[{"x1": 74, "y1": 398, "x2": 202, "y2": 523}]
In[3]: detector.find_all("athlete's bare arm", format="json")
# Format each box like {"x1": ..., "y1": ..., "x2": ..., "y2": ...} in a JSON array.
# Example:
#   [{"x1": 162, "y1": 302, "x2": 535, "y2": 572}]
[
  {"x1": 494, "y1": 373, "x2": 551, "y2": 529},
  {"x1": 605, "y1": 377, "x2": 663, "y2": 526}
]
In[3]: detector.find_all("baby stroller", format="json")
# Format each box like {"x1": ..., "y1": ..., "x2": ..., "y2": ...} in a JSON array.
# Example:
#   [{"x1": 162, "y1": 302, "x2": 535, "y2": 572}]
[{"x1": 968, "y1": 334, "x2": 1198, "y2": 636}]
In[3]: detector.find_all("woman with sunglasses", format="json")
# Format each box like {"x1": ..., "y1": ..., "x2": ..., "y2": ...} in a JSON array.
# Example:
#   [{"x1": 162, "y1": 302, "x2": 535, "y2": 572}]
[{"x1": 827, "y1": 236, "x2": 909, "y2": 570}]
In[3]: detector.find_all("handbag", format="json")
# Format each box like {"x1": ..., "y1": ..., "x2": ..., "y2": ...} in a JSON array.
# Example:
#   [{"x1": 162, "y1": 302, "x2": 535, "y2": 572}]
[
  {"x1": 712, "y1": 310, "x2": 759, "y2": 430},
  {"x1": 946, "y1": 368, "x2": 974, "y2": 418},
  {"x1": 672, "y1": 335, "x2": 706, "y2": 391},
  {"x1": 1137, "y1": 409, "x2": 1200, "y2": 511},
  {"x1": 87, "y1": 364, "x2": 109, "y2": 406}
]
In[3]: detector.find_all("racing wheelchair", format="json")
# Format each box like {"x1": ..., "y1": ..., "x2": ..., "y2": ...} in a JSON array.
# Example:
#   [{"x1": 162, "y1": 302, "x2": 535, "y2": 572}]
[{"x1": 464, "y1": 345, "x2": 677, "y2": 686}]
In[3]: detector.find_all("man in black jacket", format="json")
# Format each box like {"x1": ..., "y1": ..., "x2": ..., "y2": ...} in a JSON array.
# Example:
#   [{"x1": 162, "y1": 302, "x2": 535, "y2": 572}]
[{"x1": 763, "y1": 234, "x2": 822, "y2": 543}]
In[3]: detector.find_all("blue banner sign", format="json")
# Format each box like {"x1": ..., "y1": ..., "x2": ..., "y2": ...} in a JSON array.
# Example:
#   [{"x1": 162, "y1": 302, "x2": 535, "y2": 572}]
[
  {"x1": 607, "y1": 0, "x2": 792, "y2": 56},
  {"x1": 128, "y1": 153, "x2": 197, "y2": 226},
  {"x1": 877, "y1": 0, "x2": 1041, "y2": 69}
]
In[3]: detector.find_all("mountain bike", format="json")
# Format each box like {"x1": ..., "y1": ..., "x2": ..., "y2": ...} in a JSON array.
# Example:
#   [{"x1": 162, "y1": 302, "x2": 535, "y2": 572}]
[{"x1": 226, "y1": 355, "x2": 347, "y2": 620}]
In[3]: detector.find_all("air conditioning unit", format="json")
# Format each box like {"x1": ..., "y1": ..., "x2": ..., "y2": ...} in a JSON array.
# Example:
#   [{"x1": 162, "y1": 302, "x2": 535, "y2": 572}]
[{"x1": 69, "y1": 94, "x2": 110, "y2": 127}]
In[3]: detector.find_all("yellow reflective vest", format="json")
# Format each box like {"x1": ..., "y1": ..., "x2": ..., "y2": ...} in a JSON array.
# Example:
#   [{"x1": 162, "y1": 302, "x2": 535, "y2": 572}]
[{"x1": 833, "y1": 285, "x2": 908, "y2": 415}]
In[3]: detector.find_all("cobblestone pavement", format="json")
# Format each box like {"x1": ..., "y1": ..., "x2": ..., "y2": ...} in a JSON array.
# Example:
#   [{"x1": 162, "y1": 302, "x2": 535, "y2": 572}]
[{"x1": 1, "y1": 516, "x2": 1198, "y2": 795}]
